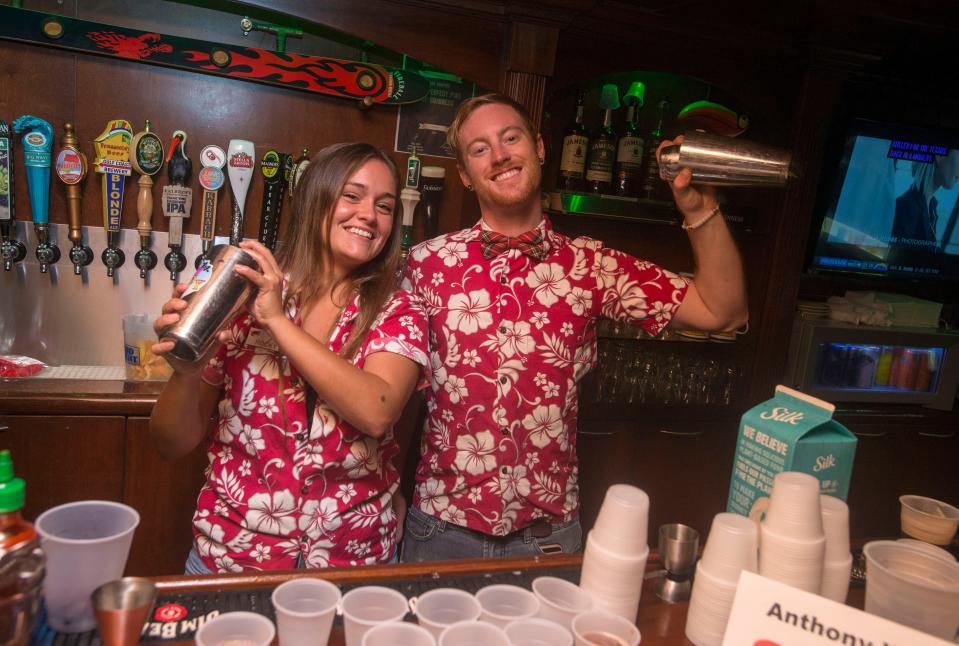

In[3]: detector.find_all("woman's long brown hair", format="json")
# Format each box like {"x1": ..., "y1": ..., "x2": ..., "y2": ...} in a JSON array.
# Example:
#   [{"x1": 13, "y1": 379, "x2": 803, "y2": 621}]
[{"x1": 276, "y1": 143, "x2": 403, "y2": 360}]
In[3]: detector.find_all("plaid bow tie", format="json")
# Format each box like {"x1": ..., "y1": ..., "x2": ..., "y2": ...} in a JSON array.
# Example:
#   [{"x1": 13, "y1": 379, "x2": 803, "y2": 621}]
[{"x1": 480, "y1": 229, "x2": 548, "y2": 262}]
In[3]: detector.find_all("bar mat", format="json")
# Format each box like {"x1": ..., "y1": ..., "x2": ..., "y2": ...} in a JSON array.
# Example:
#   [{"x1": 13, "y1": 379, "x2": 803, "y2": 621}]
[
  {"x1": 35, "y1": 365, "x2": 126, "y2": 380},
  {"x1": 33, "y1": 564, "x2": 582, "y2": 644}
]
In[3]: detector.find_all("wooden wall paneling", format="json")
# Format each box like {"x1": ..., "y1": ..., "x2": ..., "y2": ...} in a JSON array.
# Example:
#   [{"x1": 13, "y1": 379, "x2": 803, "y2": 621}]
[
  {"x1": 239, "y1": 0, "x2": 508, "y2": 90},
  {"x1": 0, "y1": 41, "x2": 78, "y2": 232},
  {"x1": 0, "y1": 415, "x2": 126, "y2": 521},
  {"x1": 122, "y1": 417, "x2": 207, "y2": 576}
]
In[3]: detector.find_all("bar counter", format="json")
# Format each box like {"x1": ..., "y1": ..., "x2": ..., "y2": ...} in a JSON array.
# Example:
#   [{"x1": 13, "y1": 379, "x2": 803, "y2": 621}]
[{"x1": 137, "y1": 553, "x2": 867, "y2": 646}]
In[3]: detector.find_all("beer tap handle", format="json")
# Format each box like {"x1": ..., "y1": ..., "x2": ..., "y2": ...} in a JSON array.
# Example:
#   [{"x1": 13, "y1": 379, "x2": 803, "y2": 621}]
[
  {"x1": 13, "y1": 115, "x2": 59, "y2": 273},
  {"x1": 196, "y1": 144, "x2": 226, "y2": 268},
  {"x1": 0, "y1": 120, "x2": 27, "y2": 272},
  {"x1": 163, "y1": 130, "x2": 191, "y2": 282},
  {"x1": 56, "y1": 122, "x2": 93, "y2": 275},
  {"x1": 227, "y1": 139, "x2": 254, "y2": 246},
  {"x1": 93, "y1": 119, "x2": 133, "y2": 278},
  {"x1": 399, "y1": 187, "x2": 420, "y2": 262},
  {"x1": 131, "y1": 119, "x2": 163, "y2": 279},
  {"x1": 257, "y1": 150, "x2": 288, "y2": 251}
]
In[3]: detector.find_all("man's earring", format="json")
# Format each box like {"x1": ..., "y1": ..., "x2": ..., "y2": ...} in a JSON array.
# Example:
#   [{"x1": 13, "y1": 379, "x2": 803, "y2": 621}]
[
  {"x1": 538, "y1": 157, "x2": 544, "y2": 165},
  {"x1": 467, "y1": 184, "x2": 473, "y2": 191}
]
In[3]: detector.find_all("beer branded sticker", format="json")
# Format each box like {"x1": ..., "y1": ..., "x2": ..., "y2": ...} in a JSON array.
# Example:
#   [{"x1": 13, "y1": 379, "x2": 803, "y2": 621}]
[
  {"x1": 0, "y1": 138, "x2": 10, "y2": 217},
  {"x1": 199, "y1": 145, "x2": 226, "y2": 169},
  {"x1": 162, "y1": 184, "x2": 193, "y2": 217},
  {"x1": 198, "y1": 166, "x2": 225, "y2": 191},
  {"x1": 260, "y1": 150, "x2": 281, "y2": 179},
  {"x1": 182, "y1": 257, "x2": 212, "y2": 298},
  {"x1": 135, "y1": 133, "x2": 164, "y2": 175},
  {"x1": 94, "y1": 120, "x2": 133, "y2": 175},
  {"x1": 230, "y1": 151, "x2": 253, "y2": 169},
  {"x1": 56, "y1": 148, "x2": 85, "y2": 184}
]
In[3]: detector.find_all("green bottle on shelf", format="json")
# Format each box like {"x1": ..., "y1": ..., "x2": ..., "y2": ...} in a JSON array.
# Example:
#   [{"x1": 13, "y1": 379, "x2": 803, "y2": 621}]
[
  {"x1": 0, "y1": 450, "x2": 45, "y2": 645},
  {"x1": 585, "y1": 84, "x2": 620, "y2": 194}
]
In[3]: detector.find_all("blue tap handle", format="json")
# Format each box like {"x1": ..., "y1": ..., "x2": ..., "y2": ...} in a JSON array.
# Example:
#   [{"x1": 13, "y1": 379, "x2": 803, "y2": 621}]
[{"x1": 12, "y1": 115, "x2": 53, "y2": 225}]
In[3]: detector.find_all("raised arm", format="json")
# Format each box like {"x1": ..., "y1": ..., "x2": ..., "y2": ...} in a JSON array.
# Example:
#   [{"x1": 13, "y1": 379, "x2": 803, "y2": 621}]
[
  {"x1": 659, "y1": 136, "x2": 749, "y2": 332},
  {"x1": 235, "y1": 241, "x2": 425, "y2": 439}
]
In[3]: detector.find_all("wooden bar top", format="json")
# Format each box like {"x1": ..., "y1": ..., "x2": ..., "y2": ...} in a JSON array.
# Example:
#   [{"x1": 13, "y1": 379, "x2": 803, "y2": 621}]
[
  {"x1": 145, "y1": 553, "x2": 865, "y2": 646},
  {"x1": 0, "y1": 378, "x2": 162, "y2": 415}
]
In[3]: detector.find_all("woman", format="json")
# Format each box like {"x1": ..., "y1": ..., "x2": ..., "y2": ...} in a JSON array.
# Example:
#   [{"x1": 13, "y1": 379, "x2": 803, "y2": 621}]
[{"x1": 150, "y1": 143, "x2": 429, "y2": 573}]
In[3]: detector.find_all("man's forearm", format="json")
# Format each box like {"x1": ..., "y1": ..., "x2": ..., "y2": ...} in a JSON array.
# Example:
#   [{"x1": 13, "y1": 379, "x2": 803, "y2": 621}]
[{"x1": 686, "y1": 213, "x2": 748, "y2": 330}]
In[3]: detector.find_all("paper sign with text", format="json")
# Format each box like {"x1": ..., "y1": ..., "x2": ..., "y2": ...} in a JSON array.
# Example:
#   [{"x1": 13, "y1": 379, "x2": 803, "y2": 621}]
[{"x1": 722, "y1": 571, "x2": 953, "y2": 646}]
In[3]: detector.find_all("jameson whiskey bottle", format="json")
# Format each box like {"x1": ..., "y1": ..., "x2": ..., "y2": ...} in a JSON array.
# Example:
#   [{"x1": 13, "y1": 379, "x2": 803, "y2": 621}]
[
  {"x1": 640, "y1": 98, "x2": 670, "y2": 199},
  {"x1": 585, "y1": 104, "x2": 616, "y2": 193},
  {"x1": 614, "y1": 102, "x2": 644, "y2": 196},
  {"x1": 558, "y1": 90, "x2": 589, "y2": 191}
]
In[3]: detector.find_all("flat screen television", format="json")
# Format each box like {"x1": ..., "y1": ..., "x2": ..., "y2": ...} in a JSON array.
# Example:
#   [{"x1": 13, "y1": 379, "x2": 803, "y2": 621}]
[{"x1": 809, "y1": 118, "x2": 959, "y2": 282}]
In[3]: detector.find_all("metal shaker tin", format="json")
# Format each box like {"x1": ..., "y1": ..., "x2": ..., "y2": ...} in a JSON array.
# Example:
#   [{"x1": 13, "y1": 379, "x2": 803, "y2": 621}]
[
  {"x1": 159, "y1": 244, "x2": 258, "y2": 362},
  {"x1": 659, "y1": 130, "x2": 795, "y2": 187}
]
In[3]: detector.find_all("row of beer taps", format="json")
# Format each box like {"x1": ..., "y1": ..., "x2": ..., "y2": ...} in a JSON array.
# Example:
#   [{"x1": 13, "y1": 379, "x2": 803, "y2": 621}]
[{"x1": 0, "y1": 116, "x2": 310, "y2": 281}]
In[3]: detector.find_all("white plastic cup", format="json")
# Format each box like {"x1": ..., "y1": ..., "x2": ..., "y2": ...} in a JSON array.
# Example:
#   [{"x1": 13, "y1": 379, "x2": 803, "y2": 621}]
[
  {"x1": 863, "y1": 540, "x2": 959, "y2": 640},
  {"x1": 476, "y1": 585, "x2": 540, "y2": 628},
  {"x1": 35, "y1": 500, "x2": 140, "y2": 633},
  {"x1": 820, "y1": 495, "x2": 851, "y2": 562},
  {"x1": 438, "y1": 620, "x2": 510, "y2": 646},
  {"x1": 685, "y1": 562, "x2": 738, "y2": 646},
  {"x1": 698, "y1": 513, "x2": 758, "y2": 584},
  {"x1": 341, "y1": 586, "x2": 410, "y2": 646},
  {"x1": 531, "y1": 577, "x2": 593, "y2": 630},
  {"x1": 591, "y1": 485, "x2": 650, "y2": 555},
  {"x1": 579, "y1": 533, "x2": 647, "y2": 621},
  {"x1": 505, "y1": 617, "x2": 573, "y2": 646},
  {"x1": 762, "y1": 472, "x2": 825, "y2": 539},
  {"x1": 194, "y1": 611, "x2": 276, "y2": 646},
  {"x1": 271, "y1": 578, "x2": 341, "y2": 646},
  {"x1": 413, "y1": 588, "x2": 482, "y2": 638},
  {"x1": 570, "y1": 609, "x2": 641, "y2": 646},
  {"x1": 758, "y1": 524, "x2": 825, "y2": 594},
  {"x1": 820, "y1": 554, "x2": 853, "y2": 604},
  {"x1": 896, "y1": 538, "x2": 957, "y2": 563},
  {"x1": 362, "y1": 621, "x2": 436, "y2": 646},
  {"x1": 899, "y1": 495, "x2": 959, "y2": 545}
]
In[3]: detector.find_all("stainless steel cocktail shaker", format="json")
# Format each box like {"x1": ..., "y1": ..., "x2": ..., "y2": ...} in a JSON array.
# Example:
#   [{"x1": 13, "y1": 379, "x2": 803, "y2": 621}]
[
  {"x1": 159, "y1": 244, "x2": 258, "y2": 361},
  {"x1": 659, "y1": 130, "x2": 795, "y2": 187}
]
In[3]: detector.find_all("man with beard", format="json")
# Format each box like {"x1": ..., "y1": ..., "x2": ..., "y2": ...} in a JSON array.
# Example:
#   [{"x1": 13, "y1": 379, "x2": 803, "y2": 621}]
[{"x1": 400, "y1": 94, "x2": 747, "y2": 560}]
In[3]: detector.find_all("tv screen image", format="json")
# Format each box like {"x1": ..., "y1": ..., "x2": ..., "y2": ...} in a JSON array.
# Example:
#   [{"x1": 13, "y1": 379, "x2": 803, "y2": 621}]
[{"x1": 811, "y1": 119, "x2": 959, "y2": 281}]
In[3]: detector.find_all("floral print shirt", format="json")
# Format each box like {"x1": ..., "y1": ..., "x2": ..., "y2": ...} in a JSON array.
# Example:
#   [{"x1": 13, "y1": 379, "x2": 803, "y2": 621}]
[
  {"x1": 401, "y1": 216, "x2": 688, "y2": 536},
  {"x1": 196, "y1": 288, "x2": 429, "y2": 572}
]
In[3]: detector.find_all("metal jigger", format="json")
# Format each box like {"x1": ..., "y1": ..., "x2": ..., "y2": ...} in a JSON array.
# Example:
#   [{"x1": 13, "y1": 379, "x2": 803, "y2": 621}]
[
  {"x1": 91, "y1": 577, "x2": 156, "y2": 646},
  {"x1": 655, "y1": 523, "x2": 700, "y2": 603},
  {"x1": 659, "y1": 130, "x2": 796, "y2": 187}
]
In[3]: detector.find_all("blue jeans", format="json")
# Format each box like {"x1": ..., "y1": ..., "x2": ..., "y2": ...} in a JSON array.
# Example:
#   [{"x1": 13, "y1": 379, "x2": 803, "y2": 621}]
[{"x1": 401, "y1": 506, "x2": 582, "y2": 562}]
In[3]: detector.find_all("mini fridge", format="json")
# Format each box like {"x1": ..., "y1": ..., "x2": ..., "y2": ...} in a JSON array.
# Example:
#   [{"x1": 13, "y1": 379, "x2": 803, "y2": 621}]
[{"x1": 786, "y1": 319, "x2": 959, "y2": 410}]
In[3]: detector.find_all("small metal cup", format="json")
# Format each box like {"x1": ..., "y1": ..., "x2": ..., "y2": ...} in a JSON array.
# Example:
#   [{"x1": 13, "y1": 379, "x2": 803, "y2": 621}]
[
  {"x1": 656, "y1": 523, "x2": 700, "y2": 603},
  {"x1": 159, "y1": 244, "x2": 258, "y2": 362},
  {"x1": 659, "y1": 130, "x2": 795, "y2": 187},
  {"x1": 91, "y1": 577, "x2": 157, "y2": 646}
]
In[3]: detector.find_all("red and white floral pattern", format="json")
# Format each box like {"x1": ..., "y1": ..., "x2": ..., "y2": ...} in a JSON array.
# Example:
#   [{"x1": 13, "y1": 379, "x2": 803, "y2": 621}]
[
  {"x1": 402, "y1": 216, "x2": 688, "y2": 536},
  {"x1": 195, "y1": 288, "x2": 429, "y2": 571}
]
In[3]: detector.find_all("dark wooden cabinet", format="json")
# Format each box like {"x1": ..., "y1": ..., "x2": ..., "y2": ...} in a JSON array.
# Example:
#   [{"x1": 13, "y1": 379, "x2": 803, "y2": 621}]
[
  {"x1": 0, "y1": 415, "x2": 126, "y2": 520},
  {"x1": 123, "y1": 417, "x2": 207, "y2": 576},
  {"x1": 577, "y1": 418, "x2": 739, "y2": 541},
  {"x1": 0, "y1": 412, "x2": 207, "y2": 576}
]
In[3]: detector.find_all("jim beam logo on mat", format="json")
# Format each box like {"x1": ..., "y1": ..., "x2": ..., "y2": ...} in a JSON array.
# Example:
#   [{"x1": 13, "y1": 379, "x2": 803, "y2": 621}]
[{"x1": 143, "y1": 603, "x2": 218, "y2": 640}]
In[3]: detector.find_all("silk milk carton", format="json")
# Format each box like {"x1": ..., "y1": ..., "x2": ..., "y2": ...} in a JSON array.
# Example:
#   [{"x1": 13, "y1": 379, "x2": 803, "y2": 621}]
[{"x1": 727, "y1": 385, "x2": 857, "y2": 519}]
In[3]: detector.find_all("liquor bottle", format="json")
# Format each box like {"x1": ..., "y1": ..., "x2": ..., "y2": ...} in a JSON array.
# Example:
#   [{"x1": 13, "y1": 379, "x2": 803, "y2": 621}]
[
  {"x1": 585, "y1": 85, "x2": 619, "y2": 194},
  {"x1": 0, "y1": 450, "x2": 45, "y2": 645},
  {"x1": 640, "y1": 98, "x2": 670, "y2": 200},
  {"x1": 614, "y1": 101, "x2": 644, "y2": 196},
  {"x1": 557, "y1": 90, "x2": 589, "y2": 191}
]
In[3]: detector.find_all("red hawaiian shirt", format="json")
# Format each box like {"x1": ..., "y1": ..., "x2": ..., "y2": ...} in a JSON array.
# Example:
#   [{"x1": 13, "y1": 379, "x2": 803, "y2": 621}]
[
  {"x1": 401, "y1": 216, "x2": 688, "y2": 536},
  {"x1": 196, "y1": 287, "x2": 429, "y2": 572}
]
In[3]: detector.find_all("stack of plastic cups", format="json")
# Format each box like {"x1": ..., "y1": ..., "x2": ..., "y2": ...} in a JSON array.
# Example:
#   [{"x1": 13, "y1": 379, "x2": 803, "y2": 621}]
[
  {"x1": 685, "y1": 513, "x2": 758, "y2": 646},
  {"x1": 758, "y1": 472, "x2": 826, "y2": 594},
  {"x1": 579, "y1": 485, "x2": 650, "y2": 621},
  {"x1": 819, "y1": 495, "x2": 852, "y2": 603}
]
